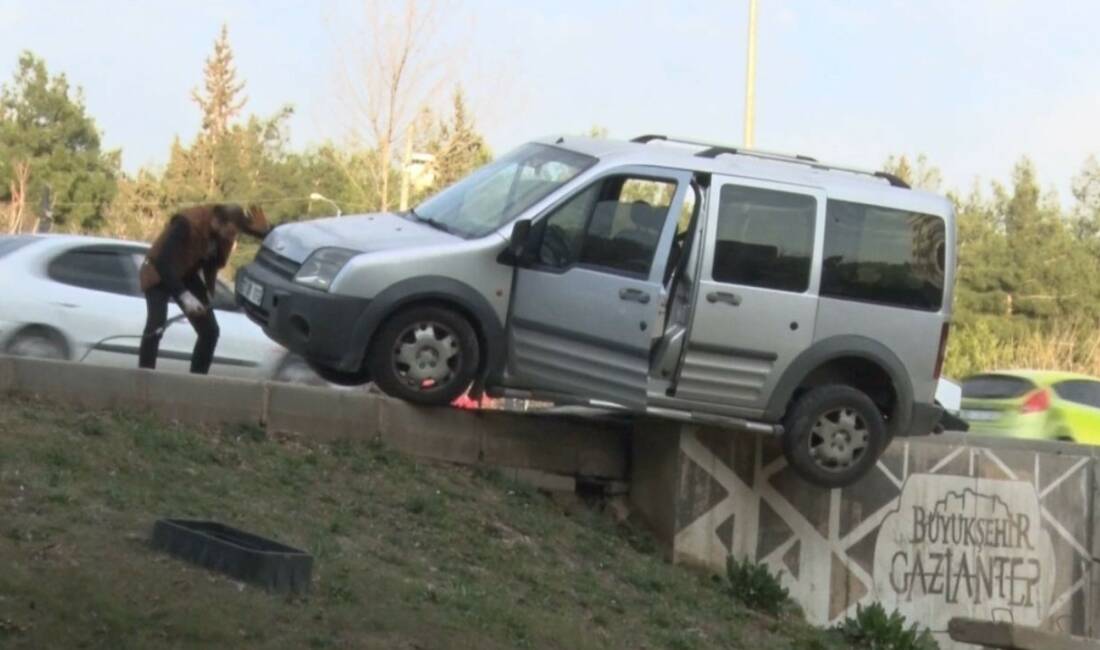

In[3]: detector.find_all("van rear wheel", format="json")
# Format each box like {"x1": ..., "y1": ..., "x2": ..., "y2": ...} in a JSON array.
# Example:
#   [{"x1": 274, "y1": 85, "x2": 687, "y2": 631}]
[
  {"x1": 367, "y1": 306, "x2": 480, "y2": 406},
  {"x1": 782, "y1": 385, "x2": 887, "y2": 489}
]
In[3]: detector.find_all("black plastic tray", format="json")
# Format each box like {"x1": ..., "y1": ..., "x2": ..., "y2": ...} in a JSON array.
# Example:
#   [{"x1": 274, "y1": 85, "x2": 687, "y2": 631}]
[{"x1": 151, "y1": 519, "x2": 313, "y2": 594}]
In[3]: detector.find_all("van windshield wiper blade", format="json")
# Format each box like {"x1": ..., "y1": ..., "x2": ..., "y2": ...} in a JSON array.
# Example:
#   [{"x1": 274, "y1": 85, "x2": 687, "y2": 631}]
[{"x1": 413, "y1": 211, "x2": 454, "y2": 234}]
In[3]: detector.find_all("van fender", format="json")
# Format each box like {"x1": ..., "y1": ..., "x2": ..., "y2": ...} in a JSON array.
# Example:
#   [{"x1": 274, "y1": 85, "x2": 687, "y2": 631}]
[
  {"x1": 763, "y1": 335, "x2": 915, "y2": 434},
  {"x1": 343, "y1": 275, "x2": 506, "y2": 384}
]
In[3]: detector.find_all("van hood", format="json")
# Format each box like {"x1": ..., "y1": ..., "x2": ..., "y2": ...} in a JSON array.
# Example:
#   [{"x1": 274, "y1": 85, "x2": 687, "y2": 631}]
[{"x1": 262, "y1": 212, "x2": 456, "y2": 263}]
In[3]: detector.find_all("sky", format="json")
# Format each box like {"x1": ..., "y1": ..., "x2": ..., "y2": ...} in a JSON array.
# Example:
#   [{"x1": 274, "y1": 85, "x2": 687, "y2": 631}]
[{"x1": 1, "y1": 0, "x2": 1098, "y2": 203}]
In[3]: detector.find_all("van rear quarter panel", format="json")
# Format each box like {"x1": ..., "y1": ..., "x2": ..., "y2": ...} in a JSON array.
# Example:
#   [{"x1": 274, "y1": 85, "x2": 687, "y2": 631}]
[{"x1": 813, "y1": 297, "x2": 941, "y2": 404}]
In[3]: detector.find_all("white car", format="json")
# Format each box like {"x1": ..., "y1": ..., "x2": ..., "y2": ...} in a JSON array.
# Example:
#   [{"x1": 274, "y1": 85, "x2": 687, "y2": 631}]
[{"x1": 0, "y1": 234, "x2": 319, "y2": 383}]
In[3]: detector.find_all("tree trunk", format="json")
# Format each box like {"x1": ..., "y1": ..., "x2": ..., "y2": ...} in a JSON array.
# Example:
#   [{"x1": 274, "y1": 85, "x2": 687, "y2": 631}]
[
  {"x1": 7, "y1": 161, "x2": 30, "y2": 234},
  {"x1": 379, "y1": 138, "x2": 391, "y2": 212},
  {"x1": 399, "y1": 123, "x2": 414, "y2": 211}
]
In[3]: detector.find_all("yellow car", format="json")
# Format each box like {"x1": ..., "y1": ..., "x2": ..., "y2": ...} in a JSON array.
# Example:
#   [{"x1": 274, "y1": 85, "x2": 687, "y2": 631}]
[{"x1": 960, "y1": 370, "x2": 1100, "y2": 443}]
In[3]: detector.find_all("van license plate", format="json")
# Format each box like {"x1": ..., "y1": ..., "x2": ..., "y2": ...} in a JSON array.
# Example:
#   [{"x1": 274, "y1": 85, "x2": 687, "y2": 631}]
[{"x1": 239, "y1": 276, "x2": 264, "y2": 306}]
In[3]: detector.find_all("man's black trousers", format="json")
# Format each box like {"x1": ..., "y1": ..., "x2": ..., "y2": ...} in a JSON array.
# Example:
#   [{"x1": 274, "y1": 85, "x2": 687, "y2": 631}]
[{"x1": 139, "y1": 275, "x2": 220, "y2": 375}]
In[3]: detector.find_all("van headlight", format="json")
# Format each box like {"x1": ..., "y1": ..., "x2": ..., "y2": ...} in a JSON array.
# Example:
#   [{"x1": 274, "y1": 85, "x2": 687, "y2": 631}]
[{"x1": 294, "y1": 248, "x2": 358, "y2": 291}]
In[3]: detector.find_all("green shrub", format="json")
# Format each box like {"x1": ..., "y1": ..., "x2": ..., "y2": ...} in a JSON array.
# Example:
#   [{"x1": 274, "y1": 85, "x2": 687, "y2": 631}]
[
  {"x1": 725, "y1": 555, "x2": 790, "y2": 616},
  {"x1": 945, "y1": 317, "x2": 1100, "y2": 379},
  {"x1": 834, "y1": 603, "x2": 938, "y2": 650}
]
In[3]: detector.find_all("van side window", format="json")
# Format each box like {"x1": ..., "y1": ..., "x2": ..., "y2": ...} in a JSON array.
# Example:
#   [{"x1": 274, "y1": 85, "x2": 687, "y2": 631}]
[
  {"x1": 537, "y1": 175, "x2": 676, "y2": 276},
  {"x1": 712, "y1": 185, "x2": 816, "y2": 292},
  {"x1": 821, "y1": 200, "x2": 945, "y2": 311}
]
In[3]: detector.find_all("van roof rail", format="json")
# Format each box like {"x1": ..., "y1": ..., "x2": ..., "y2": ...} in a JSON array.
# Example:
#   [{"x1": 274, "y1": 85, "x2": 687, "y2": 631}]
[
  {"x1": 695, "y1": 145, "x2": 819, "y2": 163},
  {"x1": 633, "y1": 134, "x2": 703, "y2": 145},
  {"x1": 631, "y1": 134, "x2": 817, "y2": 162},
  {"x1": 630, "y1": 134, "x2": 910, "y2": 189}
]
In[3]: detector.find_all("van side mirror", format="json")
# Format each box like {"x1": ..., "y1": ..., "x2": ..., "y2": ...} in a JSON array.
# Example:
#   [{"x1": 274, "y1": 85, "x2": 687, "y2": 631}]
[{"x1": 500, "y1": 219, "x2": 532, "y2": 265}]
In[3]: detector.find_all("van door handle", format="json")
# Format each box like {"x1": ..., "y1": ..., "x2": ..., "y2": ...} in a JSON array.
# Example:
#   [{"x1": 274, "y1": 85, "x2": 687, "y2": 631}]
[
  {"x1": 619, "y1": 288, "x2": 651, "y2": 304},
  {"x1": 706, "y1": 291, "x2": 742, "y2": 306}
]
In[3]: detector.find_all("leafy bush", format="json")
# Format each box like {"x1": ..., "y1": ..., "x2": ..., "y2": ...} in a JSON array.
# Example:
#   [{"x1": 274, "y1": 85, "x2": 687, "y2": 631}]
[
  {"x1": 945, "y1": 317, "x2": 1100, "y2": 379},
  {"x1": 725, "y1": 555, "x2": 790, "y2": 616},
  {"x1": 834, "y1": 603, "x2": 938, "y2": 650}
]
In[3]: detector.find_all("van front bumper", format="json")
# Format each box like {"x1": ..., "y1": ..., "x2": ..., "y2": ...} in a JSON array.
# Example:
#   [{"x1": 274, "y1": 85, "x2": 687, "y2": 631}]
[{"x1": 235, "y1": 261, "x2": 370, "y2": 372}]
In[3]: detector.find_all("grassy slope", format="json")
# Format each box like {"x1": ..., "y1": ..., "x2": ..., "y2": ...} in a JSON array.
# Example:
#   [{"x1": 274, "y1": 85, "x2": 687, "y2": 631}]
[{"x1": 0, "y1": 394, "x2": 842, "y2": 650}]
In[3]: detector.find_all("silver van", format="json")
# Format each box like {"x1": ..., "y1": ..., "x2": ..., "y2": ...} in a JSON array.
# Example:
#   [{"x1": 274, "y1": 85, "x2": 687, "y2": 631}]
[{"x1": 236, "y1": 135, "x2": 956, "y2": 487}]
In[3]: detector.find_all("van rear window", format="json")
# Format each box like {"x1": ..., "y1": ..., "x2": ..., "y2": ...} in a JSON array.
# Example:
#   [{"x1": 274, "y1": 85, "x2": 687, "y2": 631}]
[
  {"x1": 821, "y1": 200, "x2": 945, "y2": 311},
  {"x1": 962, "y1": 375, "x2": 1035, "y2": 399}
]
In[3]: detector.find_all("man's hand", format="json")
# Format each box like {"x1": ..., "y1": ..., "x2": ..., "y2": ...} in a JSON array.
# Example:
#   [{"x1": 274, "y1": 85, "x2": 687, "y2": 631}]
[{"x1": 179, "y1": 291, "x2": 208, "y2": 318}]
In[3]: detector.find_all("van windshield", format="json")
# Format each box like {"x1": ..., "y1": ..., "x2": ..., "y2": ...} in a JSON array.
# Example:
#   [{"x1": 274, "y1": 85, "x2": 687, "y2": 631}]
[{"x1": 412, "y1": 143, "x2": 596, "y2": 238}]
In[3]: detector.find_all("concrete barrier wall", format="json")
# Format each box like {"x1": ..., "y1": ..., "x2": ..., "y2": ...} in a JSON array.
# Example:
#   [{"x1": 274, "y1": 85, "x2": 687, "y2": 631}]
[
  {"x1": 633, "y1": 422, "x2": 1100, "y2": 650},
  {"x1": 0, "y1": 356, "x2": 629, "y2": 483}
]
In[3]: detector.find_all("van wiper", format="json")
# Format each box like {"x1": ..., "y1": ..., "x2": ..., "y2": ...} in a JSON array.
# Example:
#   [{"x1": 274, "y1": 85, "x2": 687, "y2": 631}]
[{"x1": 412, "y1": 210, "x2": 454, "y2": 235}]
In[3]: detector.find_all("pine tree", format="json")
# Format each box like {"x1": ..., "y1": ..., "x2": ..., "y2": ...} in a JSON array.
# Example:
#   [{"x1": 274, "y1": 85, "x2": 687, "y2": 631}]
[
  {"x1": 883, "y1": 153, "x2": 942, "y2": 192},
  {"x1": 425, "y1": 87, "x2": 491, "y2": 189},
  {"x1": 1002, "y1": 158, "x2": 1042, "y2": 240},
  {"x1": 190, "y1": 25, "x2": 247, "y2": 197},
  {"x1": 1071, "y1": 156, "x2": 1100, "y2": 242},
  {"x1": 192, "y1": 24, "x2": 246, "y2": 141}
]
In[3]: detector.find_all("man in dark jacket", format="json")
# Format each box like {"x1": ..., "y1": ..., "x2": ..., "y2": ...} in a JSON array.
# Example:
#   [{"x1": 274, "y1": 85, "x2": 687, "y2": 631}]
[{"x1": 138, "y1": 203, "x2": 270, "y2": 374}]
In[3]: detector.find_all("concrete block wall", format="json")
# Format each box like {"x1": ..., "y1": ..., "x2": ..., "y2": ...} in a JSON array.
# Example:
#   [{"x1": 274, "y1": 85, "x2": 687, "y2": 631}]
[
  {"x1": 0, "y1": 356, "x2": 630, "y2": 486},
  {"x1": 266, "y1": 382, "x2": 382, "y2": 442},
  {"x1": 632, "y1": 422, "x2": 1100, "y2": 650}
]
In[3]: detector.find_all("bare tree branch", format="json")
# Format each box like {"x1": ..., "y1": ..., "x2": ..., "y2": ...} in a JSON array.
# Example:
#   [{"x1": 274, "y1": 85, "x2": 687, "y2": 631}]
[{"x1": 332, "y1": 0, "x2": 457, "y2": 211}]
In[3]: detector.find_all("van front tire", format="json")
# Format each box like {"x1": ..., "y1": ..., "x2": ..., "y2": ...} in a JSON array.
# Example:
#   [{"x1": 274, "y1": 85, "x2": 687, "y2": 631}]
[
  {"x1": 367, "y1": 305, "x2": 480, "y2": 406},
  {"x1": 782, "y1": 385, "x2": 887, "y2": 489}
]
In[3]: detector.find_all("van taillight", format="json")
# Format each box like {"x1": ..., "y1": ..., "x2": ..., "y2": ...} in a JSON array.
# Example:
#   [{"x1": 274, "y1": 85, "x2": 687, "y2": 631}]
[
  {"x1": 1021, "y1": 389, "x2": 1050, "y2": 414},
  {"x1": 934, "y1": 323, "x2": 950, "y2": 380}
]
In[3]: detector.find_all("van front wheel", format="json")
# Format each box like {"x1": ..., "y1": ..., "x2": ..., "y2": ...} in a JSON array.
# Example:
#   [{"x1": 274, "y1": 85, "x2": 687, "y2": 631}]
[
  {"x1": 781, "y1": 385, "x2": 887, "y2": 489},
  {"x1": 367, "y1": 306, "x2": 480, "y2": 406}
]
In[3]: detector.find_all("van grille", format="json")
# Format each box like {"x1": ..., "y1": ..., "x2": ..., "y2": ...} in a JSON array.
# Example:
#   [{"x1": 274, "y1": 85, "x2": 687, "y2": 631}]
[{"x1": 256, "y1": 247, "x2": 301, "y2": 279}]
